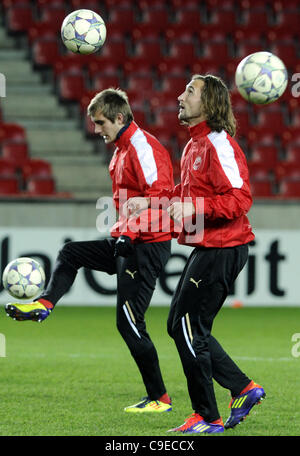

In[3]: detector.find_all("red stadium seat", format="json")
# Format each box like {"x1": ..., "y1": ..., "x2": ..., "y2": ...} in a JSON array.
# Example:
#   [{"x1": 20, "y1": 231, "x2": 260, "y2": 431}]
[
  {"x1": 285, "y1": 145, "x2": 300, "y2": 164},
  {"x1": 172, "y1": 159, "x2": 181, "y2": 182},
  {"x1": 266, "y1": 28, "x2": 295, "y2": 46},
  {"x1": 173, "y1": 8, "x2": 205, "y2": 33},
  {"x1": 275, "y1": 146, "x2": 300, "y2": 180},
  {"x1": 161, "y1": 75, "x2": 188, "y2": 95},
  {"x1": 271, "y1": 0, "x2": 300, "y2": 10},
  {"x1": 70, "y1": 0, "x2": 101, "y2": 11},
  {"x1": 152, "y1": 133, "x2": 174, "y2": 154},
  {"x1": 37, "y1": 0, "x2": 66, "y2": 6},
  {"x1": 1, "y1": 141, "x2": 29, "y2": 167},
  {"x1": 139, "y1": 7, "x2": 170, "y2": 32},
  {"x1": 126, "y1": 74, "x2": 155, "y2": 95},
  {"x1": 254, "y1": 107, "x2": 288, "y2": 132},
  {"x1": 148, "y1": 124, "x2": 174, "y2": 142},
  {"x1": 191, "y1": 61, "x2": 223, "y2": 79},
  {"x1": 235, "y1": 42, "x2": 266, "y2": 58},
  {"x1": 104, "y1": 22, "x2": 126, "y2": 41},
  {"x1": 164, "y1": 26, "x2": 195, "y2": 45},
  {"x1": 93, "y1": 74, "x2": 121, "y2": 92},
  {"x1": 104, "y1": 0, "x2": 134, "y2": 8},
  {"x1": 32, "y1": 37, "x2": 60, "y2": 67},
  {"x1": 87, "y1": 59, "x2": 119, "y2": 80},
  {"x1": 58, "y1": 72, "x2": 86, "y2": 102},
  {"x1": 79, "y1": 89, "x2": 104, "y2": 137},
  {"x1": 157, "y1": 60, "x2": 187, "y2": 78},
  {"x1": 248, "y1": 162, "x2": 271, "y2": 177},
  {"x1": 0, "y1": 158, "x2": 17, "y2": 176},
  {"x1": 176, "y1": 128, "x2": 191, "y2": 151},
  {"x1": 0, "y1": 176, "x2": 20, "y2": 194},
  {"x1": 278, "y1": 178, "x2": 300, "y2": 198},
  {"x1": 108, "y1": 8, "x2": 136, "y2": 34},
  {"x1": 194, "y1": 58, "x2": 226, "y2": 79},
  {"x1": 98, "y1": 39, "x2": 129, "y2": 63},
  {"x1": 167, "y1": 42, "x2": 198, "y2": 66},
  {"x1": 122, "y1": 89, "x2": 148, "y2": 112},
  {"x1": 270, "y1": 42, "x2": 298, "y2": 68},
  {"x1": 39, "y1": 5, "x2": 67, "y2": 32},
  {"x1": 6, "y1": 5, "x2": 34, "y2": 34},
  {"x1": 169, "y1": 0, "x2": 200, "y2": 8},
  {"x1": 289, "y1": 108, "x2": 300, "y2": 128},
  {"x1": 131, "y1": 24, "x2": 161, "y2": 42},
  {"x1": 53, "y1": 55, "x2": 88, "y2": 81},
  {"x1": 205, "y1": 0, "x2": 236, "y2": 9},
  {"x1": 131, "y1": 40, "x2": 163, "y2": 66},
  {"x1": 153, "y1": 108, "x2": 180, "y2": 135},
  {"x1": 275, "y1": 161, "x2": 300, "y2": 181},
  {"x1": 3, "y1": 0, "x2": 32, "y2": 6},
  {"x1": 225, "y1": 58, "x2": 247, "y2": 90},
  {"x1": 234, "y1": 28, "x2": 265, "y2": 44},
  {"x1": 238, "y1": 0, "x2": 272, "y2": 9},
  {"x1": 246, "y1": 129, "x2": 277, "y2": 152},
  {"x1": 27, "y1": 22, "x2": 58, "y2": 44},
  {"x1": 0, "y1": 123, "x2": 26, "y2": 142},
  {"x1": 149, "y1": 91, "x2": 178, "y2": 113},
  {"x1": 150, "y1": 92, "x2": 179, "y2": 111},
  {"x1": 201, "y1": 41, "x2": 231, "y2": 66},
  {"x1": 275, "y1": 11, "x2": 300, "y2": 33},
  {"x1": 123, "y1": 60, "x2": 153, "y2": 78},
  {"x1": 239, "y1": 10, "x2": 272, "y2": 32},
  {"x1": 79, "y1": 90, "x2": 98, "y2": 114},
  {"x1": 248, "y1": 121, "x2": 281, "y2": 143},
  {"x1": 285, "y1": 96, "x2": 299, "y2": 122},
  {"x1": 137, "y1": 0, "x2": 169, "y2": 7},
  {"x1": 84, "y1": 115, "x2": 96, "y2": 138},
  {"x1": 26, "y1": 177, "x2": 56, "y2": 195},
  {"x1": 147, "y1": 127, "x2": 176, "y2": 158},
  {"x1": 248, "y1": 145, "x2": 279, "y2": 171},
  {"x1": 250, "y1": 178, "x2": 274, "y2": 197},
  {"x1": 280, "y1": 128, "x2": 300, "y2": 149},
  {"x1": 131, "y1": 108, "x2": 148, "y2": 126},
  {"x1": 235, "y1": 108, "x2": 252, "y2": 137},
  {"x1": 206, "y1": 9, "x2": 237, "y2": 34},
  {"x1": 229, "y1": 89, "x2": 249, "y2": 108},
  {"x1": 22, "y1": 159, "x2": 53, "y2": 181}
]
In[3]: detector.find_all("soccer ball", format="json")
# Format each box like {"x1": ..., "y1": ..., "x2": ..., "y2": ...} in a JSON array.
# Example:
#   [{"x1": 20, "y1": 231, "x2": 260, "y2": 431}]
[
  {"x1": 235, "y1": 51, "x2": 288, "y2": 104},
  {"x1": 2, "y1": 257, "x2": 46, "y2": 300},
  {"x1": 61, "y1": 9, "x2": 106, "y2": 55}
]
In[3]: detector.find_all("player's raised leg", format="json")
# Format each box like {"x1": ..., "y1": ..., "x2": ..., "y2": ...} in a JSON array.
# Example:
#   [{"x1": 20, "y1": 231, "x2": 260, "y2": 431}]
[{"x1": 5, "y1": 239, "x2": 116, "y2": 322}]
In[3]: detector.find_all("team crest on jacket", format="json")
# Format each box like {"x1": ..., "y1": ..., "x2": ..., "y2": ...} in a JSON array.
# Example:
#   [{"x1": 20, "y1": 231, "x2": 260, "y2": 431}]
[{"x1": 193, "y1": 156, "x2": 202, "y2": 170}]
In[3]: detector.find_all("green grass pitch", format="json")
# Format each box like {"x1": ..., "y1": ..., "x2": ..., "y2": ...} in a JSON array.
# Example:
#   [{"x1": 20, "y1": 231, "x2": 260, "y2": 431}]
[{"x1": 0, "y1": 306, "x2": 299, "y2": 436}]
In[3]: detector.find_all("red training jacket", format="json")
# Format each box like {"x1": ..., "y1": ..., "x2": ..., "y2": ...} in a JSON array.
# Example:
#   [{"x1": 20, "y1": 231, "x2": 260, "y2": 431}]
[
  {"x1": 159, "y1": 121, "x2": 255, "y2": 248},
  {"x1": 109, "y1": 121, "x2": 174, "y2": 243}
]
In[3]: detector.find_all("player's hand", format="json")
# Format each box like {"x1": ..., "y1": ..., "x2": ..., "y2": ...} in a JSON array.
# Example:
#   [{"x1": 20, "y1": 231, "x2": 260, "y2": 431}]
[
  {"x1": 114, "y1": 235, "x2": 134, "y2": 258},
  {"x1": 167, "y1": 202, "x2": 195, "y2": 223},
  {"x1": 122, "y1": 197, "x2": 150, "y2": 218}
]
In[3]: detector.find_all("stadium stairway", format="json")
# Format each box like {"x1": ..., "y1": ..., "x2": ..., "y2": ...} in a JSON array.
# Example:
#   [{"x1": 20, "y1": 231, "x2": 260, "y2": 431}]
[{"x1": 0, "y1": 24, "x2": 112, "y2": 200}]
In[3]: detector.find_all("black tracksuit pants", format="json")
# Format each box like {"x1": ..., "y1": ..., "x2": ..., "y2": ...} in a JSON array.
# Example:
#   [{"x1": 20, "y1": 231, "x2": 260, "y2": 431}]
[
  {"x1": 38, "y1": 238, "x2": 171, "y2": 401},
  {"x1": 167, "y1": 243, "x2": 251, "y2": 422}
]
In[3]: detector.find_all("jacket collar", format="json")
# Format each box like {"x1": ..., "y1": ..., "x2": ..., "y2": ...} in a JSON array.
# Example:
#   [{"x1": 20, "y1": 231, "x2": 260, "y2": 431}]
[
  {"x1": 189, "y1": 120, "x2": 211, "y2": 139},
  {"x1": 114, "y1": 121, "x2": 139, "y2": 147}
]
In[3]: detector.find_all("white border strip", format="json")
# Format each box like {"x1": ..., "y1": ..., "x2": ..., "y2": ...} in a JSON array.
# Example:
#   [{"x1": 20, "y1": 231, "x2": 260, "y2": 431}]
[
  {"x1": 208, "y1": 130, "x2": 243, "y2": 189},
  {"x1": 181, "y1": 316, "x2": 196, "y2": 358},
  {"x1": 130, "y1": 128, "x2": 158, "y2": 186},
  {"x1": 123, "y1": 304, "x2": 141, "y2": 339}
]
